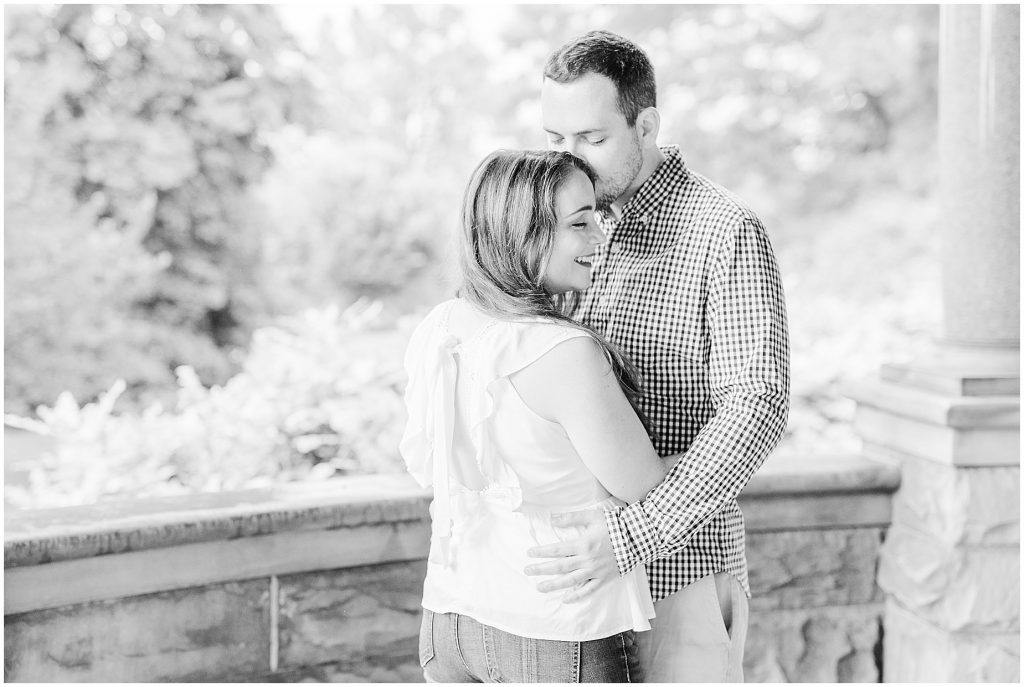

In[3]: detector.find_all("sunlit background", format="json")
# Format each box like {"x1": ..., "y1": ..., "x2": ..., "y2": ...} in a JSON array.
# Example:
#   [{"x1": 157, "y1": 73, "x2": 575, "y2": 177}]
[{"x1": 4, "y1": 4, "x2": 942, "y2": 509}]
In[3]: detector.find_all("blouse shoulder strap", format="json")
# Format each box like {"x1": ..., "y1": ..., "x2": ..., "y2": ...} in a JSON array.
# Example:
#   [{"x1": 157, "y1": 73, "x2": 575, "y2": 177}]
[{"x1": 489, "y1": 319, "x2": 594, "y2": 381}]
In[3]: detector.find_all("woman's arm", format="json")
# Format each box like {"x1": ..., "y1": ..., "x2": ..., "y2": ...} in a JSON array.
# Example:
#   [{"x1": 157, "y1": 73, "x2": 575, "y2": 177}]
[{"x1": 509, "y1": 335, "x2": 667, "y2": 504}]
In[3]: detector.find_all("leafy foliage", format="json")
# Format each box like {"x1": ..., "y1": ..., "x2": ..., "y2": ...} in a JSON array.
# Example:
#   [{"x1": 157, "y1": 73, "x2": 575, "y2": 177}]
[
  {"x1": 252, "y1": 130, "x2": 453, "y2": 313},
  {"x1": 4, "y1": 188, "x2": 174, "y2": 413},
  {"x1": 4, "y1": 4, "x2": 314, "y2": 412},
  {"x1": 5, "y1": 302, "x2": 408, "y2": 509},
  {"x1": 251, "y1": 5, "x2": 507, "y2": 313}
]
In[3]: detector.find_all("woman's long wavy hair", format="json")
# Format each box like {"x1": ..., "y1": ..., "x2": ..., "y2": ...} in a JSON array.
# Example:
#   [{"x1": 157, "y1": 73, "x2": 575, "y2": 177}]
[{"x1": 457, "y1": 149, "x2": 655, "y2": 438}]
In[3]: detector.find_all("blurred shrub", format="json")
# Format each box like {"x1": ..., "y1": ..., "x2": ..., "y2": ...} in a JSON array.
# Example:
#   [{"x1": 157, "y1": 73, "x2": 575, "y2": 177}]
[{"x1": 4, "y1": 301, "x2": 409, "y2": 509}]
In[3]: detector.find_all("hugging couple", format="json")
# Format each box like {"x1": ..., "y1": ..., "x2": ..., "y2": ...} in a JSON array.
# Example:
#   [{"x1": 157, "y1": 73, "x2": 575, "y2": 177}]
[{"x1": 400, "y1": 30, "x2": 790, "y2": 683}]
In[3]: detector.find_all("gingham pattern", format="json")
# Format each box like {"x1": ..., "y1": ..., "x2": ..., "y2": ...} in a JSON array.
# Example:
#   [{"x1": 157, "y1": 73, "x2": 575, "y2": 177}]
[{"x1": 577, "y1": 145, "x2": 790, "y2": 601}]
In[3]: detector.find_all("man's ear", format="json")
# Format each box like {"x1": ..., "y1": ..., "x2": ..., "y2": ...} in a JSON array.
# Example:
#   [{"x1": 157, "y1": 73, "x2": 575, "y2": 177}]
[{"x1": 636, "y1": 107, "x2": 661, "y2": 146}]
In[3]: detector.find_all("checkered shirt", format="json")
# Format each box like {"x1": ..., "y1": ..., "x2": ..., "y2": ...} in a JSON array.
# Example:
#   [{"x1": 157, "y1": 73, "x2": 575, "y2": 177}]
[{"x1": 576, "y1": 145, "x2": 790, "y2": 601}]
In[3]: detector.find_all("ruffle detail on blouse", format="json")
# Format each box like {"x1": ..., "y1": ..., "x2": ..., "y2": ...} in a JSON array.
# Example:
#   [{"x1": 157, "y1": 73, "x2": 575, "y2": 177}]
[
  {"x1": 399, "y1": 300, "x2": 594, "y2": 566},
  {"x1": 399, "y1": 302, "x2": 461, "y2": 564}
]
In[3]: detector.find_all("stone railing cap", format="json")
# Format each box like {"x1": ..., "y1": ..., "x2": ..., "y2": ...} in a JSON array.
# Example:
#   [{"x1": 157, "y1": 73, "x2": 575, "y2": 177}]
[
  {"x1": 743, "y1": 453, "x2": 900, "y2": 496},
  {"x1": 6, "y1": 455, "x2": 899, "y2": 568},
  {"x1": 5, "y1": 474, "x2": 431, "y2": 568}
]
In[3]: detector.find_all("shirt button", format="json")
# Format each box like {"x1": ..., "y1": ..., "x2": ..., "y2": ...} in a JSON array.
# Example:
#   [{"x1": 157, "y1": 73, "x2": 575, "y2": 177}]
[
  {"x1": 640, "y1": 214, "x2": 651, "y2": 224},
  {"x1": 609, "y1": 244, "x2": 623, "y2": 255}
]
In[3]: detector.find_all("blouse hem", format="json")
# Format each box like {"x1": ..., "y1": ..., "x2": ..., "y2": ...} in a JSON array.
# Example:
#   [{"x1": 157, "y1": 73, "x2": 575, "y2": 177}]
[{"x1": 420, "y1": 600, "x2": 652, "y2": 643}]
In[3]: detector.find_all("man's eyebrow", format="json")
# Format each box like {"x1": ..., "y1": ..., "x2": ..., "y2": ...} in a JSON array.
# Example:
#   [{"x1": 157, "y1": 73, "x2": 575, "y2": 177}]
[{"x1": 544, "y1": 128, "x2": 604, "y2": 136}]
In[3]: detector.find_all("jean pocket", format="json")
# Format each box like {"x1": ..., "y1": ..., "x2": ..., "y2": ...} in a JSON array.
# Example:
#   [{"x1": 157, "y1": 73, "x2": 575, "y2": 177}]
[
  {"x1": 418, "y1": 609, "x2": 435, "y2": 668},
  {"x1": 577, "y1": 632, "x2": 636, "y2": 683}
]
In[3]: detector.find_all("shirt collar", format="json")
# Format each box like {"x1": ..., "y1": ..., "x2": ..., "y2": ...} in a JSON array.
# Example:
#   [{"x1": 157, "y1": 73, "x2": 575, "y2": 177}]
[{"x1": 607, "y1": 145, "x2": 687, "y2": 223}]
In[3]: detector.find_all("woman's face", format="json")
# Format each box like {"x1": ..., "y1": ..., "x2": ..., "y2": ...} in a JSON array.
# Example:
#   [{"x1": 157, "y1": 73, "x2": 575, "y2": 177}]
[{"x1": 541, "y1": 169, "x2": 605, "y2": 294}]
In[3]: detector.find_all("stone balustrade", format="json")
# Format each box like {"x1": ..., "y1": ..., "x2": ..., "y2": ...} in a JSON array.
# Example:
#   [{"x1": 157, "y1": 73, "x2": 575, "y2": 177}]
[{"x1": 4, "y1": 454, "x2": 899, "y2": 682}]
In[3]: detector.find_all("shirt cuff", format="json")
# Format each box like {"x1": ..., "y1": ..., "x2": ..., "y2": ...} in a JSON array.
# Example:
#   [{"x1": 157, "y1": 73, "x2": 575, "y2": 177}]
[{"x1": 604, "y1": 502, "x2": 658, "y2": 577}]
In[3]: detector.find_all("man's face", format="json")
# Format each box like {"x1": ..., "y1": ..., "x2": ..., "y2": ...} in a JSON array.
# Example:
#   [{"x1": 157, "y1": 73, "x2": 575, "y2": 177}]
[{"x1": 541, "y1": 72, "x2": 643, "y2": 210}]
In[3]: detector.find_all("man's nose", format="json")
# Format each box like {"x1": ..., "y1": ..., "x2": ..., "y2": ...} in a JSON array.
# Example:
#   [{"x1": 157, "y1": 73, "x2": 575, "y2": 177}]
[{"x1": 561, "y1": 140, "x2": 579, "y2": 157}]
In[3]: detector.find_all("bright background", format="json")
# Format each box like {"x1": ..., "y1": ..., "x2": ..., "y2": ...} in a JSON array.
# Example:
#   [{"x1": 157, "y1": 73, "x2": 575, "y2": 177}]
[{"x1": 4, "y1": 4, "x2": 942, "y2": 509}]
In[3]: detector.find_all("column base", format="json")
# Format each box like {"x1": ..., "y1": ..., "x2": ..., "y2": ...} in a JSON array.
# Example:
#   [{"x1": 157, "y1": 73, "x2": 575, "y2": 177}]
[
  {"x1": 881, "y1": 340, "x2": 1019, "y2": 396},
  {"x1": 847, "y1": 347, "x2": 1020, "y2": 468}
]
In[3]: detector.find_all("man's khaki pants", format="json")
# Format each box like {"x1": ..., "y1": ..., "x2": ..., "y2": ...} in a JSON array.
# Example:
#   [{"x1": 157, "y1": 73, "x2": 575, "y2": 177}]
[{"x1": 636, "y1": 572, "x2": 749, "y2": 683}]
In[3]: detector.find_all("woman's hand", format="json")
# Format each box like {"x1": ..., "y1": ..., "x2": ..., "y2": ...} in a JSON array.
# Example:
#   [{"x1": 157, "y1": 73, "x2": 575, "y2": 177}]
[
  {"x1": 523, "y1": 509, "x2": 619, "y2": 603},
  {"x1": 661, "y1": 453, "x2": 682, "y2": 472}
]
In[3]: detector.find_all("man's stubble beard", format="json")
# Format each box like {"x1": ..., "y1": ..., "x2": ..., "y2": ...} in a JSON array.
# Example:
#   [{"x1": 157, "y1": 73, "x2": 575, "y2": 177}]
[{"x1": 594, "y1": 137, "x2": 643, "y2": 213}]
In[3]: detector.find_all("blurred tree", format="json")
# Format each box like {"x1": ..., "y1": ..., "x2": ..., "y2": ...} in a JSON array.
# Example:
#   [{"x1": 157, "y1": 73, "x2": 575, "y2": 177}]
[
  {"x1": 4, "y1": 4, "x2": 314, "y2": 412},
  {"x1": 252, "y1": 5, "x2": 517, "y2": 315},
  {"x1": 266, "y1": 3, "x2": 937, "y2": 305},
  {"x1": 5, "y1": 5, "x2": 944, "y2": 499},
  {"x1": 4, "y1": 188, "x2": 171, "y2": 415}
]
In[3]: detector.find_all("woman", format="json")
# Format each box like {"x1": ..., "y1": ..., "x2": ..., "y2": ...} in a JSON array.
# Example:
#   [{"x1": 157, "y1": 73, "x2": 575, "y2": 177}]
[{"x1": 400, "y1": 150, "x2": 672, "y2": 682}]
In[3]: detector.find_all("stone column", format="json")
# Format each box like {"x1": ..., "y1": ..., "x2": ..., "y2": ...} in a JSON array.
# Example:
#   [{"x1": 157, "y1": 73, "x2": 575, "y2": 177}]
[
  {"x1": 939, "y1": 4, "x2": 1020, "y2": 348},
  {"x1": 848, "y1": 5, "x2": 1020, "y2": 683}
]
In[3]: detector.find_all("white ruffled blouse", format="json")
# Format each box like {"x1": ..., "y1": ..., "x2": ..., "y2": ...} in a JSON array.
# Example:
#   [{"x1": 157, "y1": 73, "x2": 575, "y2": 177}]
[{"x1": 400, "y1": 298, "x2": 654, "y2": 641}]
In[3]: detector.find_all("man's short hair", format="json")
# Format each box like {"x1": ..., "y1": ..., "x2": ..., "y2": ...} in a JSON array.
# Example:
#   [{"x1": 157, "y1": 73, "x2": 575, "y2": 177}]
[{"x1": 543, "y1": 30, "x2": 657, "y2": 126}]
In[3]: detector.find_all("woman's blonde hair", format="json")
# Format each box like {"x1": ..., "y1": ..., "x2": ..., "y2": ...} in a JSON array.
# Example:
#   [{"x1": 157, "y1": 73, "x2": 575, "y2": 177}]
[{"x1": 456, "y1": 149, "x2": 654, "y2": 437}]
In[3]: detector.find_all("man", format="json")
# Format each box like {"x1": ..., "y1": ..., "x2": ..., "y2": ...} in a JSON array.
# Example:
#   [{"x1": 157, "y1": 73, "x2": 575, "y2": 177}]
[{"x1": 523, "y1": 30, "x2": 790, "y2": 682}]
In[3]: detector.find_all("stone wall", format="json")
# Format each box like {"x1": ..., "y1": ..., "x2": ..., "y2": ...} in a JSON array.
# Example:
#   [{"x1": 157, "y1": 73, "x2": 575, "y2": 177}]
[
  {"x1": 5, "y1": 476, "x2": 432, "y2": 682},
  {"x1": 5, "y1": 455, "x2": 898, "y2": 683},
  {"x1": 741, "y1": 455, "x2": 895, "y2": 682}
]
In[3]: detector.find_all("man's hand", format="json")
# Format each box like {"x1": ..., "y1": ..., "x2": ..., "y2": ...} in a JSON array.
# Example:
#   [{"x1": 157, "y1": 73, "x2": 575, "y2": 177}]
[{"x1": 523, "y1": 509, "x2": 619, "y2": 603}]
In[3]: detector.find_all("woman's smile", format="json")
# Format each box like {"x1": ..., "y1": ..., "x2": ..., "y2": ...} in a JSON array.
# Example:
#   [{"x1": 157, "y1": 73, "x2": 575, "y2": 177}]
[{"x1": 574, "y1": 254, "x2": 595, "y2": 267}]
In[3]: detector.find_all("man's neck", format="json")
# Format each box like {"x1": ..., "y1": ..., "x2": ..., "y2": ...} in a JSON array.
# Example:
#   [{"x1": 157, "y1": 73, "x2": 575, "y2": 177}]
[{"x1": 609, "y1": 146, "x2": 666, "y2": 219}]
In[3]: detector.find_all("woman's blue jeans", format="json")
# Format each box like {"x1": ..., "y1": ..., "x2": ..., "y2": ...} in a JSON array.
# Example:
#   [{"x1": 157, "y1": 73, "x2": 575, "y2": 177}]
[{"x1": 419, "y1": 609, "x2": 643, "y2": 683}]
